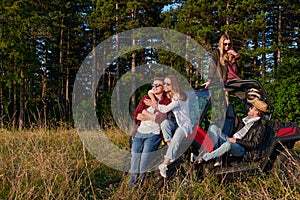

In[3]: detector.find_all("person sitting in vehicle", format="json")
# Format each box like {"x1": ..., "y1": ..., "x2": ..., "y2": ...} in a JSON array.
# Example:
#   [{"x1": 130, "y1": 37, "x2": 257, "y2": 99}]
[{"x1": 194, "y1": 98, "x2": 268, "y2": 163}]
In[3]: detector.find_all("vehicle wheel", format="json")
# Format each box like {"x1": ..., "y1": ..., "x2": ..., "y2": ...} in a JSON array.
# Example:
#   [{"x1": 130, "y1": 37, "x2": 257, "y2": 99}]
[{"x1": 272, "y1": 149, "x2": 300, "y2": 185}]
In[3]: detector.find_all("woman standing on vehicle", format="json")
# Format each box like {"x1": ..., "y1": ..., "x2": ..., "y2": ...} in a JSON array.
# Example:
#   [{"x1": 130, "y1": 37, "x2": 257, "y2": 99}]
[
  {"x1": 144, "y1": 75, "x2": 193, "y2": 178},
  {"x1": 202, "y1": 34, "x2": 240, "y2": 105}
]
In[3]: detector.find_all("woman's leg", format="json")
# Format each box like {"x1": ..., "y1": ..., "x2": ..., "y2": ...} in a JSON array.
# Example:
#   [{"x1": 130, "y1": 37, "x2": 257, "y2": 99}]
[
  {"x1": 160, "y1": 119, "x2": 176, "y2": 145},
  {"x1": 163, "y1": 127, "x2": 186, "y2": 163},
  {"x1": 158, "y1": 127, "x2": 186, "y2": 178}
]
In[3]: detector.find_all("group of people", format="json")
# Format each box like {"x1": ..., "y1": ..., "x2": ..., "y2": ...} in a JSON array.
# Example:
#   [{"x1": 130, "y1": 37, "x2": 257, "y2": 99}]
[
  {"x1": 130, "y1": 75, "x2": 192, "y2": 186},
  {"x1": 129, "y1": 34, "x2": 268, "y2": 188}
]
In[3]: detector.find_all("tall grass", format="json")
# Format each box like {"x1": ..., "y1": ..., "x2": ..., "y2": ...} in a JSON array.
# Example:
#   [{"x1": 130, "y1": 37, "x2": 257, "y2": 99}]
[
  {"x1": 0, "y1": 128, "x2": 299, "y2": 199},
  {"x1": 0, "y1": 128, "x2": 122, "y2": 199}
]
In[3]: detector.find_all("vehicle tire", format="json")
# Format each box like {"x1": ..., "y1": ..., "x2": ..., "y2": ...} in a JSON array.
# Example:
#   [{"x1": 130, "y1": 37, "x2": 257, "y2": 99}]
[{"x1": 272, "y1": 149, "x2": 300, "y2": 185}]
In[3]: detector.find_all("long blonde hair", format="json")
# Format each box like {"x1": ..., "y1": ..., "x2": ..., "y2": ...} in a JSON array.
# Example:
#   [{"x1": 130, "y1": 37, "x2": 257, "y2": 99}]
[
  {"x1": 218, "y1": 34, "x2": 236, "y2": 66},
  {"x1": 165, "y1": 75, "x2": 187, "y2": 101}
]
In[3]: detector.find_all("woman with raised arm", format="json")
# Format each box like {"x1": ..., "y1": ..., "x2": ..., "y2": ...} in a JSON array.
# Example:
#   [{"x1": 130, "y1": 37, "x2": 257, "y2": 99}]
[
  {"x1": 144, "y1": 75, "x2": 193, "y2": 178},
  {"x1": 202, "y1": 33, "x2": 240, "y2": 105}
]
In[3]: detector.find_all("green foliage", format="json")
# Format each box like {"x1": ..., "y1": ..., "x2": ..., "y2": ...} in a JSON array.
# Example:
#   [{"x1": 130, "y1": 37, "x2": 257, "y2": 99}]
[
  {"x1": 0, "y1": 0, "x2": 299, "y2": 129},
  {"x1": 264, "y1": 75, "x2": 300, "y2": 123}
]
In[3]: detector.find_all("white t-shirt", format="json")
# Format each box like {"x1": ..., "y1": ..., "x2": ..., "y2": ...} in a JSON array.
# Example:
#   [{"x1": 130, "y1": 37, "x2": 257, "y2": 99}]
[{"x1": 137, "y1": 106, "x2": 161, "y2": 134}]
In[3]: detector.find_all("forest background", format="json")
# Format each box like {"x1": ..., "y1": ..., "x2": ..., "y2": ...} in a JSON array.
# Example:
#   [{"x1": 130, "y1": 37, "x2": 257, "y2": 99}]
[
  {"x1": 0, "y1": 0, "x2": 299, "y2": 129},
  {"x1": 1, "y1": 1, "x2": 300, "y2": 199}
]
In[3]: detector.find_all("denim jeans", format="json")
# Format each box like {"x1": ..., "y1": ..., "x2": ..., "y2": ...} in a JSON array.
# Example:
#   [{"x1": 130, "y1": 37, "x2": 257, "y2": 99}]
[
  {"x1": 203, "y1": 125, "x2": 245, "y2": 161},
  {"x1": 160, "y1": 119, "x2": 177, "y2": 142},
  {"x1": 207, "y1": 124, "x2": 222, "y2": 150},
  {"x1": 129, "y1": 132, "x2": 162, "y2": 186},
  {"x1": 164, "y1": 126, "x2": 186, "y2": 161}
]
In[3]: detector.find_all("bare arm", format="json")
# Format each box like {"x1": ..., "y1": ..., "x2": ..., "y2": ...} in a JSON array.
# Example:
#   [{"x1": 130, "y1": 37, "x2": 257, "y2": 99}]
[{"x1": 136, "y1": 112, "x2": 150, "y2": 121}]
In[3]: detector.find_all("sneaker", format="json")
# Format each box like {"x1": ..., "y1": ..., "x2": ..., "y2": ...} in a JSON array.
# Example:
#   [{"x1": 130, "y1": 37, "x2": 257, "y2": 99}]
[
  {"x1": 192, "y1": 154, "x2": 205, "y2": 164},
  {"x1": 197, "y1": 157, "x2": 205, "y2": 164},
  {"x1": 213, "y1": 161, "x2": 222, "y2": 167},
  {"x1": 158, "y1": 164, "x2": 168, "y2": 178},
  {"x1": 190, "y1": 152, "x2": 194, "y2": 162}
]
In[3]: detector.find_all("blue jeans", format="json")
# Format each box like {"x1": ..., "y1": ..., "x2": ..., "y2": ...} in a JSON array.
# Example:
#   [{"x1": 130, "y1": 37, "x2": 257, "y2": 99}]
[
  {"x1": 160, "y1": 119, "x2": 177, "y2": 142},
  {"x1": 203, "y1": 125, "x2": 245, "y2": 161},
  {"x1": 164, "y1": 126, "x2": 186, "y2": 161},
  {"x1": 129, "y1": 132, "x2": 162, "y2": 186}
]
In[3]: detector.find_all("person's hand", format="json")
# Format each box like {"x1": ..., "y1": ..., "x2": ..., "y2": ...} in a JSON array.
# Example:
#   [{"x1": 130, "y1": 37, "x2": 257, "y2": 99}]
[
  {"x1": 144, "y1": 98, "x2": 157, "y2": 109},
  {"x1": 227, "y1": 50, "x2": 239, "y2": 57},
  {"x1": 144, "y1": 98, "x2": 152, "y2": 106},
  {"x1": 154, "y1": 112, "x2": 167, "y2": 124},
  {"x1": 228, "y1": 137, "x2": 236, "y2": 143},
  {"x1": 201, "y1": 81, "x2": 211, "y2": 88}
]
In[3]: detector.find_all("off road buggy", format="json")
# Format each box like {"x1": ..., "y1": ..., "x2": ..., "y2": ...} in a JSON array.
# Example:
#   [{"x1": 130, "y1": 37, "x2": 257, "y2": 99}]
[{"x1": 158, "y1": 79, "x2": 300, "y2": 185}]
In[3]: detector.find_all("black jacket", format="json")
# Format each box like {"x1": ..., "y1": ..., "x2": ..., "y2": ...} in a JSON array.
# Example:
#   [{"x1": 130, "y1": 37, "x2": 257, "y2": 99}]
[
  {"x1": 208, "y1": 49, "x2": 240, "y2": 82},
  {"x1": 235, "y1": 118, "x2": 265, "y2": 160}
]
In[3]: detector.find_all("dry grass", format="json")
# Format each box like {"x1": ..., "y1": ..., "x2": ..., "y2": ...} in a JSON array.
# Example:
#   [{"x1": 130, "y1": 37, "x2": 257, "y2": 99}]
[
  {"x1": 0, "y1": 128, "x2": 122, "y2": 200},
  {"x1": 0, "y1": 128, "x2": 300, "y2": 199}
]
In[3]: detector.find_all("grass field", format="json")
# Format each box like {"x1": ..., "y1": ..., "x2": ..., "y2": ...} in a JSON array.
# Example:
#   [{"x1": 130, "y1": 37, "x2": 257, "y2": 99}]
[{"x1": 0, "y1": 128, "x2": 299, "y2": 200}]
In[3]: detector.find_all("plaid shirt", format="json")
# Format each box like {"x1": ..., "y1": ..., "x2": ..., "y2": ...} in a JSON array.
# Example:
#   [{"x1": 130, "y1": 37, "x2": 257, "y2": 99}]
[{"x1": 133, "y1": 93, "x2": 171, "y2": 125}]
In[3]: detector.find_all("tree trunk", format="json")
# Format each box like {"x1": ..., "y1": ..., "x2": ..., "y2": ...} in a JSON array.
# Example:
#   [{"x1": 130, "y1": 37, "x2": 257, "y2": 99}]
[
  {"x1": 261, "y1": 29, "x2": 266, "y2": 83},
  {"x1": 42, "y1": 48, "x2": 47, "y2": 128},
  {"x1": 0, "y1": 83, "x2": 3, "y2": 128},
  {"x1": 12, "y1": 61, "x2": 17, "y2": 130},
  {"x1": 276, "y1": 4, "x2": 282, "y2": 78},
  {"x1": 18, "y1": 69, "x2": 24, "y2": 130},
  {"x1": 185, "y1": 34, "x2": 192, "y2": 83},
  {"x1": 253, "y1": 38, "x2": 258, "y2": 78},
  {"x1": 131, "y1": 37, "x2": 136, "y2": 114},
  {"x1": 66, "y1": 29, "x2": 70, "y2": 121},
  {"x1": 59, "y1": 18, "x2": 64, "y2": 121},
  {"x1": 115, "y1": 3, "x2": 120, "y2": 110},
  {"x1": 226, "y1": 2, "x2": 230, "y2": 27},
  {"x1": 92, "y1": 29, "x2": 96, "y2": 108}
]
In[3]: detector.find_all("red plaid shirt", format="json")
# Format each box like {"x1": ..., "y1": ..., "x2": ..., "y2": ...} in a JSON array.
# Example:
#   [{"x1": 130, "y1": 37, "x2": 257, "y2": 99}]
[{"x1": 133, "y1": 93, "x2": 171, "y2": 125}]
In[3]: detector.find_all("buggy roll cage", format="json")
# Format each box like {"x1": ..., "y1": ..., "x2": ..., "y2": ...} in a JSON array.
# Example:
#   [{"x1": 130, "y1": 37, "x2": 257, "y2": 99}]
[{"x1": 194, "y1": 79, "x2": 274, "y2": 125}]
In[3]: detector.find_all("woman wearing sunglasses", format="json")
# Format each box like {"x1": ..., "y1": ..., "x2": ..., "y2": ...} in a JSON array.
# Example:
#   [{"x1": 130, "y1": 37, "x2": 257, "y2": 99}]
[
  {"x1": 202, "y1": 33, "x2": 240, "y2": 88},
  {"x1": 202, "y1": 34, "x2": 240, "y2": 105},
  {"x1": 144, "y1": 75, "x2": 193, "y2": 178}
]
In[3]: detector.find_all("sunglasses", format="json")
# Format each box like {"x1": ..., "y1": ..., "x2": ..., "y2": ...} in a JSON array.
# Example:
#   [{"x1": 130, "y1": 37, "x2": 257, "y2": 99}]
[
  {"x1": 164, "y1": 82, "x2": 171, "y2": 86},
  {"x1": 224, "y1": 43, "x2": 231, "y2": 46},
  {"x1": 151, "y1": 83, "x2": 162, "y2": 88}
]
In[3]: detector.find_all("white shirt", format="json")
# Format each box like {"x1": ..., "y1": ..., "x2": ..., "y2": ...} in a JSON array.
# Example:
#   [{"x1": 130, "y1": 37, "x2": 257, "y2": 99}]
[
  {"x1": 157, "y1": 93, "x2": 193, "y2": 137},
  {"x1": 137, "y1": 103, "x2": 161, "y2": 134},
  {"x1": 233, "y1": 116, "x2": 261, "y2": 139}
]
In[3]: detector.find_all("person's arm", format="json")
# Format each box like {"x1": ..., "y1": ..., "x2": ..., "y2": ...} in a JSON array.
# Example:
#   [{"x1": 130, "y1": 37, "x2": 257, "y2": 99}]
[
  {"x1": 139, "y1": 109, "x2": 155, "y2": 121},
  {"x1": 157, "y1": 96, "x2": 180, "y2": 113},
  {"x1": 235, "y1": 123, "x2": 265, "y2": 150},
  {"x1": 227, "y1": 49, "x2": 240, "y2": 58},
  {"x1": 202, "y1": 49, "x2": 219, "y2": 88},
  {"x1": 148, "y1": 90, "x2": 157, "y2": 104},
  {"x1": 133, "y1": 95, "x2": 148, "y2": 122},
  {"x1": 144, "y1": 90, "x2": 158, "y2": 111},
  {"x1": 201, "y1": 79, "x2": 211, "y2": 88}
]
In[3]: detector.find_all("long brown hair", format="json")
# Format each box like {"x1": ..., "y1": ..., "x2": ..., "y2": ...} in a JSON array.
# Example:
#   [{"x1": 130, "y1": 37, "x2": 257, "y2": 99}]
[
  {"x1": 218, "y1": 34, "x2": 236, "y2": 66},
  {"x1": 165, "y1": 75, "x2": 188, "y2": 101}
]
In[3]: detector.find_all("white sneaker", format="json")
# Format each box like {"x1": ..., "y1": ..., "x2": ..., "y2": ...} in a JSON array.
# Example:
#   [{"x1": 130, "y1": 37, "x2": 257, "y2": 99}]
[
  {"x1": 213, "y1": 161, "x2": 222, "y2": 167},
  {"x1": 158, "y1": 164, "x2": 168, "y2": 178},
  {"x1": 190, "y1": 153, "x2": 194, "y2": 162},
  {"x1": 192, "y1": 154, "x2": 204, "y2": 163}
]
